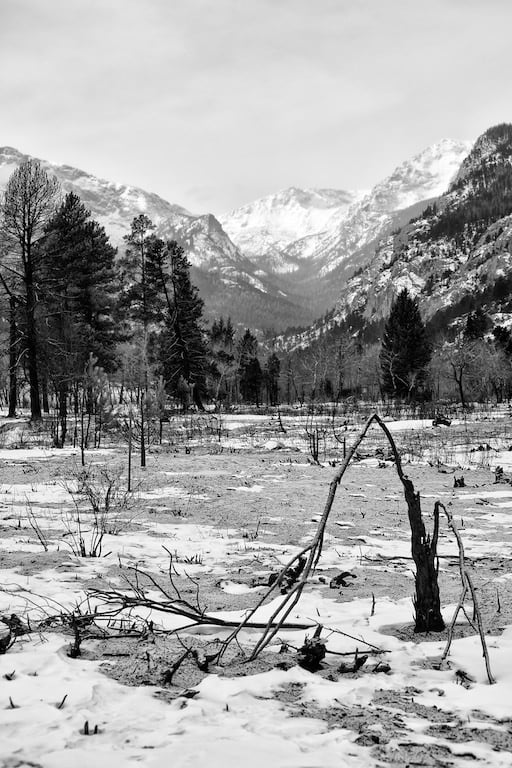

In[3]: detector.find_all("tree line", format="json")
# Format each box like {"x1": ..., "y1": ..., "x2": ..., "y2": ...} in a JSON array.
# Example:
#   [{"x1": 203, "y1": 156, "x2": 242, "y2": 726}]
[
  {"x1": 0, "y1": 159, "x2": 283, "y2": 441},
  {"x1": 1, "y1": 160, "x2": 511, "y2": 439}
]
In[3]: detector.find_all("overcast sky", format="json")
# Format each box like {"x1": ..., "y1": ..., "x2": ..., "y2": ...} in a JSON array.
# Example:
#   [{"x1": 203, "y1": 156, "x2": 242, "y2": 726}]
[{"x1": 1, "y1": 0, "x2": 511, "y2": 214}]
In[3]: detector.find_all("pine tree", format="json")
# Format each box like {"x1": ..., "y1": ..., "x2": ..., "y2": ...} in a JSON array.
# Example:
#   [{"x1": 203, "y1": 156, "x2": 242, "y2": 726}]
[
  {"x1": 264, "y1": 352, "x2": 281, "y2": 405},
  {"x1": 242, "y1": 358, "x2": 263, "y2": 405},
  {"x1": 120, "y1": 215, "x2": 157, "y2": 332},
  {"x1": 154, "y1": 240, "x2": 208, "y2": 408},
  {"x1": 238, "y1": 329, "x2": 262, "y2": 404},
  {"x1": 0, "y1": 160, "x2": 60, "y2": 420},
  {"x1": 40, "y1": 192, "x2": 118, "y2": 444},
  {"x1": 465, "y1": 308, "x2": 489, "y2": 340},
  {"x1": 380, "y1": 289, "x2": 431, "y2": 399},
  {"x1": 119, "y1": 216, "x2": 166, "y2": 409},
  {"x1": 493, "y1": 325, "x2": 512, "y2": 357}
]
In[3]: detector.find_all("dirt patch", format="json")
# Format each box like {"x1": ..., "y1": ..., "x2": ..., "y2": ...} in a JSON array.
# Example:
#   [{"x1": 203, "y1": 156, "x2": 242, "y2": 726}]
[
  {"x1": 1, "y1": 439, "x2": 511, "y2": 767},
  {"x1": 275, "y1": 684, "x2": 512, "y2": 765},
  {"x1": 0, "y1": 549, "x2": 71, "y2": 575},
  {"x1": 92, "y1": 634, "x2": 295, "y2": 699}
]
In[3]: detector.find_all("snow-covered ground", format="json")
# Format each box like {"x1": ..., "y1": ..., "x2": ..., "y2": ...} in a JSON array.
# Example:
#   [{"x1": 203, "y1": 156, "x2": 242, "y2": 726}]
[{"x1": 1, "y1": 414, "x2": 512, "y2": 766}]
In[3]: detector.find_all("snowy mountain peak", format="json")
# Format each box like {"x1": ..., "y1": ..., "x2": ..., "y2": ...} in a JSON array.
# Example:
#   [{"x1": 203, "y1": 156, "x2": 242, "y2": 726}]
[
  {"x1": 219, "y1": 186, "x2": 361, "y2": 272},
  {"x1": 290, "y1": 138, "x2": 474, "y2": 282},
  {"x1": 364, "y1": 138, "x2": 473, "y2": 214},
  {"x1": 0, "y1": 146, "x2": 193, "y2": 232},
  {"x1": 317, "y1": 126, "x2": 512, "y2": 341},
  {"x1": 219, "y1": 140, "x2": 472, "y2": 280},
  {"x1": 0, "y1": 146, "x2": 254, "y2": 283}
]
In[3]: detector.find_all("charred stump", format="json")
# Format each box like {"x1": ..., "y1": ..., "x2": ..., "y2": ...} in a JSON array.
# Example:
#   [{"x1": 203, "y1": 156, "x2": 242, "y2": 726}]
[{"x1": 403, "y1": 476, "x2": 444, "y2": 632}]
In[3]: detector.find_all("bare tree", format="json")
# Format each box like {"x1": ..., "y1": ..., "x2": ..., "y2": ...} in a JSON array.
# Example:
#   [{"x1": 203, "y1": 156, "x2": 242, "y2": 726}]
[
  {"x1": 0, "y1": 160, "x2": 60, "y2": 420},
  {"x1": 438, "y1": 336, "x2": 485, "y2": 409}
]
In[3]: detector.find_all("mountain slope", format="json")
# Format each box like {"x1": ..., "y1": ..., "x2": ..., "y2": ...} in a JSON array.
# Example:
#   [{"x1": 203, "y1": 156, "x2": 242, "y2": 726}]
[
  {"x1": 0, "y1": 146, "x2": 315, "y2": 328},
  {"x1": 287, "y1": 138, "x2": 472, "y2": 277},
  {"x1": 221, "y1": 140, "x2": 471, "y2": 283},
  {"x1": 318, "y1": 125, "x2": 512, "y2": 339},
  {"x1": 0, "y1": 137, "x2": 477, "y2": 334}
]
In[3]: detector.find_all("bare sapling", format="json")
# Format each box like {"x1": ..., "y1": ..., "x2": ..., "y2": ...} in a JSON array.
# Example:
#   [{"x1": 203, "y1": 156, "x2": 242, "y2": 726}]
[
  {"x1": 436, "y1": 501, "x2": 495, "y2": 684},
  {"x1": 305, "y1": 410, "x2": 327, "y2": 464},
  {"x1": 62, "y1": 464, "x2": 134, "y2": 557}
]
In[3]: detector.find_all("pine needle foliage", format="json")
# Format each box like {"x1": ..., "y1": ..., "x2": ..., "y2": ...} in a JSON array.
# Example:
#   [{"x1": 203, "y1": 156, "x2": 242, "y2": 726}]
[{"x1": 380, "y1": 289, "x2": 431, "y2": 400}]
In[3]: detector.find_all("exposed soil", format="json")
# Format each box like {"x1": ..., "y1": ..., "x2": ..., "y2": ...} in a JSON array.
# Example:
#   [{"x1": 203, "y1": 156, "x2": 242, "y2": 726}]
[{"x1": 2, "y1": 434, "x2": 512, "y2": 767}]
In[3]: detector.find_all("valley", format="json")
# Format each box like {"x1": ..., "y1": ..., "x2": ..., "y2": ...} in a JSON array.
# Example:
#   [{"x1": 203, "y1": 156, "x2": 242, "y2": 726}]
[{"x1": 0, "y1": 138, "x2": 472, "y2": 331}]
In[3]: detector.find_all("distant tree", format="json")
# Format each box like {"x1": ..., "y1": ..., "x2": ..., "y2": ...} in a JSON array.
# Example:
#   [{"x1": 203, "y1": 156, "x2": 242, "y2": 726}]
[
  {"x1": 493, "y1": 325, "x2": 512, "y2": 357},
  {"x1": 380, "y1": 289, "x2": 431, "y2": 400},
  {"x1": 332, "y1": 337, "x2": 358, "y2": 400},
  {"x1": 437, "y1": 336, "x2": 485, "y2": 409},
  {"x1": 289, "y1": 335, "x2": 331, "y2": 402},
  {"x1": 0, "y1": 160, "x2": 60, "y2": 420},
  {"x1": 242, "y1": 357, "x2": 263, "y2": 405},
  {"x1": 118, "y1": 215, "x2": 164, "y2": 404},
  {"x1": 465, "y1": 308, "x2": 490, "y2": 340},
  {"x1": 209, "y1": 317, "x2": 237, "y2": 404},
  {"x1": 154, "y1": 241, "x2": 208, "y2": 409},
  {"x1": 264, "y1": 352, "x2": 281, "y2": 406},
  {"x1": 355, "y1": 343, "x2": 382, "y2": 400},
  {"x1": 483, "y1": 344, "x2": 512, "y2": 403},
  {"x1": 119, "y1": 215, "x2": 158, "y2": 333},
  {"x1": 238, "y1": 329, "x2": 262, "y2": 404}
]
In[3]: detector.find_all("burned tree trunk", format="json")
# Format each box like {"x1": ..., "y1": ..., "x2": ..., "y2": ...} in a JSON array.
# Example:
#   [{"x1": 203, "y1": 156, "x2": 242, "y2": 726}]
[
  {"x1": 8, "y1": 296, "x2": 17, "y2": 418},
  {"x1": 402, "y1": 476, "x2": 444, "y2": 632}
]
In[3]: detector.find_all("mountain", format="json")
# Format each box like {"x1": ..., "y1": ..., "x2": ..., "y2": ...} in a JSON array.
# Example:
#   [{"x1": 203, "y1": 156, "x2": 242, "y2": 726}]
[
  {"x1": 303, "y1": 138, "x2": 473, "y2": 278},
  {"x1": 221, "y1": 140, "x2": 472, "y2": 317},
  {"x1": 219, "y1": 187, "x2": 361, "y2": 274},
  {"x1": 0, "y1": 146, "x2": 242, "y2": 270},
  {"x1": 0, "y1": 137, "x2": 475, "y2": 334},
  {"x1": 0, "y1": 146, "x2": 313, "y2": 329},
  {"x1": 290, "y1": 124, "x2": 512, "y2": 349}
]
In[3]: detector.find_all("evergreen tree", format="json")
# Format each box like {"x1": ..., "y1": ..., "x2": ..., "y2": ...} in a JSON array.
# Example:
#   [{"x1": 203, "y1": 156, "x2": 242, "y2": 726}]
[
  {"x1": 465, "y1": 307, "x2": 490, "y2": 340},
  {"x1": 119, "y1": 215, "x2": 158, "y2": 332},
  {"x1": 119, "y1": 216, "x2": 166, "y2": 408},
  {"x1": 238, "y1": 329, "x2": 262, "y2": 404},
  {"x1": 154, "y1": 240, "x2": 208, "y2": 408},
  {"x1": 493, "y1": 325, "x2": 512, "y2": 357},
  {"x1": 40, "y1": 192, "x2": 118, "y2": 444},
  {"x1": 264, "y1": 352, "x2": 281, "y2": 405},
  {"x1": 380, "y1": 289, "x2": 431, "y2": 399},
  {"x1": 243, "y1": 357, "x2": 263, "y2": 405}
]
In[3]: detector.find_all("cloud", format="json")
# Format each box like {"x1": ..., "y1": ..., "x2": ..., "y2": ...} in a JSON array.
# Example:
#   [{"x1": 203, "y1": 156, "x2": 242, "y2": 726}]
[{"x1": 1, "y1": 0, "x2": 512, "y2": 212}]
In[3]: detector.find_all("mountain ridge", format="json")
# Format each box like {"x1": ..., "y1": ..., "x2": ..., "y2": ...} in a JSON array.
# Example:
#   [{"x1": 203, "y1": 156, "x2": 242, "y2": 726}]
[
  {"x1": 0, "y1": 137, "x2": 477, "y2": 333},
  {"x1": 281, "y1": 124, "x2": 512, "y2": 352}
]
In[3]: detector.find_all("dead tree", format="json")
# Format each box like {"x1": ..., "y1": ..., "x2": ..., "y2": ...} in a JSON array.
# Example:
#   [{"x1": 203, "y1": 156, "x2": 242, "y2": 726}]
[
  {"x1": 214, "y1": 414, "x2": 444, "y2": 661},
  {"x1": 437, "y1": 501, "x2": 495, "y2": 684},
  {"x1": 1, "y1": 160, "x2": 60, "y2": 420}
]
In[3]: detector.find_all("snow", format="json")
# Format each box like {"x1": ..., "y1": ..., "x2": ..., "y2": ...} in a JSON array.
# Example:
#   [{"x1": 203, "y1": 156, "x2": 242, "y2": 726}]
[
  {"x1": 1, "y1": 416, "x2": 512, "y2": 766},
  {"x1": 219, "y1": 187, "x2": 360, "y2": 271}
]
